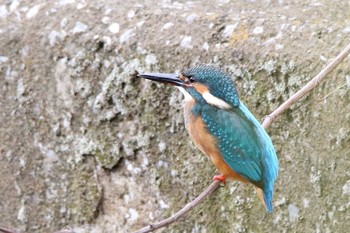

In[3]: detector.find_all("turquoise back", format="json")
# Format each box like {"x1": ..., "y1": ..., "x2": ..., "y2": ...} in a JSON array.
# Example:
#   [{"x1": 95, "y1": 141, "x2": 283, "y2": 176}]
[{"x1": 189, "y1": 96, "x2": 278, "y2": 212}]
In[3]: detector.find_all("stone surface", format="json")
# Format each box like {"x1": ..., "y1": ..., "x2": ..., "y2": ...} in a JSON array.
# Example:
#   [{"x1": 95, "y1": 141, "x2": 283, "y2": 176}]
[{"x1": 1, "y1": 0, "x2": 350, "y2": 232}]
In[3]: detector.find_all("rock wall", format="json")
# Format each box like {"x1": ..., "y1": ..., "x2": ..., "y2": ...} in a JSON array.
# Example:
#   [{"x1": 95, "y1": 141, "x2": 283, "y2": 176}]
[{"x1": 0, "y1": 0, "x2": 350, "y2": 232}]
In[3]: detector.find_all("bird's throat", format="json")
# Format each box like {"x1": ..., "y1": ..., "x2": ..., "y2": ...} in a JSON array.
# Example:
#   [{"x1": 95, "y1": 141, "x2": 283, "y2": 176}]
[{"x1": 176, "y1": 86, "x2": 193, "y2": 101}]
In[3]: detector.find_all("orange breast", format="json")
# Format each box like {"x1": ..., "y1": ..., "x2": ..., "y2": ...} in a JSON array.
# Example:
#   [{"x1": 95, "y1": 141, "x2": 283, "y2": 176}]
[{"x1": 183, "y1": 100, "x2": 248, "y2": 183}]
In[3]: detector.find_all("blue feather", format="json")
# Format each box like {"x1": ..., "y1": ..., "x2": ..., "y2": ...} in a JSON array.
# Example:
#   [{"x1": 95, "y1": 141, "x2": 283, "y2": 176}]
[{"x1": 201, "y1": 101, "x2": 278, "y2": 212}]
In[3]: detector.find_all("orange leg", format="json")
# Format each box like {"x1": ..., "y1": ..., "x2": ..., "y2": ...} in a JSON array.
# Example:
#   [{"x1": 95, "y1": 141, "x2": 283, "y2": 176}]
[{"x1": 213, "y1": 174, "x2": 227, "y2": 184}]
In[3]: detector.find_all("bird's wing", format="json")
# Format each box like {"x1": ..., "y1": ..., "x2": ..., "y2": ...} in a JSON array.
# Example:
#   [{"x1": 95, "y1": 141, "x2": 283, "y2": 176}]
[{"x1": 202, "y1": 105, "x2": 264, "y2": 184}]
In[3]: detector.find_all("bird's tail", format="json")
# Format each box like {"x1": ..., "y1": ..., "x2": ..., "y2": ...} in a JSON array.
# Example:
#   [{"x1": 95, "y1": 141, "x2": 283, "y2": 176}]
[{"x1": 255, "y1": 186, "x2": 274, "y2": 213}]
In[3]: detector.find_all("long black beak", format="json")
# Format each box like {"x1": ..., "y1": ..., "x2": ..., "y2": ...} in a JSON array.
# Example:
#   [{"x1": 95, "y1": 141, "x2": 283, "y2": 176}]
[{"x1": 137, "y1": 73, "x2": 186, "y2": 86}]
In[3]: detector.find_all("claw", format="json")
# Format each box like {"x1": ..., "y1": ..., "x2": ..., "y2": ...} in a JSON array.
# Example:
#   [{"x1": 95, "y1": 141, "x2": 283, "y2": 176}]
[{"x1": 213, "y1": 174, "x2": 227, "y2": 185}]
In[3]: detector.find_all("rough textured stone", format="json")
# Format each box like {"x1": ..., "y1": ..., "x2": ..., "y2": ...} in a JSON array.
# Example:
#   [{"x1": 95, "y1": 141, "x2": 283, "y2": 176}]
[{"x1": 0, "y1": 0, "x2": 350, "y2": 232}]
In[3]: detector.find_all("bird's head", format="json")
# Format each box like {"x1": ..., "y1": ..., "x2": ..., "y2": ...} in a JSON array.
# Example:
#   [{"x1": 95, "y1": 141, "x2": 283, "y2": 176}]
[{"x1": 138, "y1": 65, "x2": 240, "y2": 109}]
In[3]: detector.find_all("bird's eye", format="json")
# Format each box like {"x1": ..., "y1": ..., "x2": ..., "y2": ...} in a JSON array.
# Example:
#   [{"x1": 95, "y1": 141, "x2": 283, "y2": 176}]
[{"x1": 188, "y1": 76, "x2": 196, "y2": 83}]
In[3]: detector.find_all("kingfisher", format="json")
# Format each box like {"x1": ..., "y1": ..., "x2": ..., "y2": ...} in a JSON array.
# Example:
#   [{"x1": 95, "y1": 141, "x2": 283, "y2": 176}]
[{"x1": 138, "y1": 65, "x2": 278, "y2": 212}]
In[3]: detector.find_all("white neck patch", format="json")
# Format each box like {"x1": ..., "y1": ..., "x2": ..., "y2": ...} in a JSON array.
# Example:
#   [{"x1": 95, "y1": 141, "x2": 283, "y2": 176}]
[
  {"x1": 202, "y1": 91, "x2": 232, "y2": 109},
  {"x1": 176, "y1": 86, "x2": 193, "y2": 101},
  {"x1": 177, "y1": 87, "x2": 232, "y2": 109}
]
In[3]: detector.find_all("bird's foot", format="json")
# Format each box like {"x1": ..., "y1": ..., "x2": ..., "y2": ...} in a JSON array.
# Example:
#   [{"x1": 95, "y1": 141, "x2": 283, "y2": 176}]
[{"x1": 213, "y1": 174, "x2": 227, "y2": 185}]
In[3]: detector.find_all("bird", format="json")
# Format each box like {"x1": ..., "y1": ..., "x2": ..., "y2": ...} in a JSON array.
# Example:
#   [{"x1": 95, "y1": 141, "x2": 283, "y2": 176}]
[{"x1": 138, "y1": 65, "x2": 278, "y2": 212}]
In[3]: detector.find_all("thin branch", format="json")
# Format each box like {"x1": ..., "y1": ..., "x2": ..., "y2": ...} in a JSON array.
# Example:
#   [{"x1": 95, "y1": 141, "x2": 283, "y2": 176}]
[
  {"x1": 262, "y1": 42, "x2": 350, "y2": 128},
  {"x1": 0, "y1": 227, "x2": 18, "y2": 233},
  {"x1": 317, "y1": 83, "x2": 347, "y2": 101},
  {"x1": 134, "y1": 181, "x2": 222, "y2": 233},
  {"x1": 133, "y1": 41, "x2": 350, "y2": 233}
]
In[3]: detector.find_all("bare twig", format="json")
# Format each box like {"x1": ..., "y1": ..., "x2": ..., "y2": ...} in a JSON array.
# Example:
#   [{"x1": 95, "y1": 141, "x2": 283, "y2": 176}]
[
  {"x1": 262, "y1": 42, "x2": 350, "y2": 128},
  {"x1": 134, "y1": 181, "x2": 222, "y2": 233},
  {"x1": 133, "y1": 41, "x2": 350, "y2": 233},
  {"x1": 317, "y1": 83, "x2": 347, "y2": 101},
  {"x1": 0, "y1": 227, "x2": 18, "y2": 233}
]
